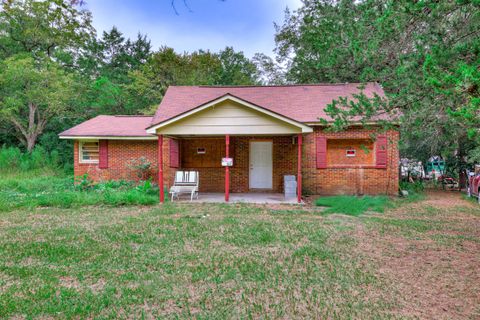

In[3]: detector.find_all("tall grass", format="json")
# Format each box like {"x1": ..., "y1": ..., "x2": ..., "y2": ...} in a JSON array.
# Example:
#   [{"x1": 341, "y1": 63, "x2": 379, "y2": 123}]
[
  {"x1": 0, "y1": 171, "x2": 162, "y2": 212},
  {"x1": 0, "y1": 145, "x2": 61, "y2": 173}
]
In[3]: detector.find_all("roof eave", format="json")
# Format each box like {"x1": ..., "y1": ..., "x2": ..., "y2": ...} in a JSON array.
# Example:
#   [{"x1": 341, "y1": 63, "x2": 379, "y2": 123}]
[
  {"x1": 59, "y1": 135, "x2": 157, "y2": 140},
  {"x1": 304, "y1": 121, "x2": 401, "y2": 126}
]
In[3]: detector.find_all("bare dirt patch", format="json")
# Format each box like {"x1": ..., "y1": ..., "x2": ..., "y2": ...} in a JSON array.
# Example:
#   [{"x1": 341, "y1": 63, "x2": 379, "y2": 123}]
[
  {"x1": 354, "y1": 191, "x2": 480, "y2": 319},
  {"x1": 423, "y1": 189, "x2": 476, "y2": 208}
]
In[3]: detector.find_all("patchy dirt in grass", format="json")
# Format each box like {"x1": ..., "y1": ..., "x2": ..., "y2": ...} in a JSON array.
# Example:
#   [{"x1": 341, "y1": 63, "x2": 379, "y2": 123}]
[
  {"x1": 59, "y1": 276, "x2": 81, "y2": 290},
  {"x1": 354, "y1": 191, "x2": 480, "y2": 319},
  {"x1": 422, "y1": 190, "x2": 477, "y2": 208}
]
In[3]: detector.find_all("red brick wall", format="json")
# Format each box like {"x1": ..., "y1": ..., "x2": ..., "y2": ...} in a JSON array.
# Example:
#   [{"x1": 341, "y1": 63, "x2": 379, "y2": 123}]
[
  {"x1": 303, "y1": 127, "x2": 399, "y2": 196},
  {"x1": 73, "y1": 138, "x2": 177, "y2": 190},
  {"x1": 73, "y1": 126, "x2": 399, "y2": 196}
]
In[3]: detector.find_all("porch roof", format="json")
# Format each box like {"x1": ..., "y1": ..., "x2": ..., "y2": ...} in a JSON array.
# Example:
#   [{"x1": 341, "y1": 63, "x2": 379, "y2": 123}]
[{"x1": 146, "y1": 94, "x2": 313, "y2": 136}]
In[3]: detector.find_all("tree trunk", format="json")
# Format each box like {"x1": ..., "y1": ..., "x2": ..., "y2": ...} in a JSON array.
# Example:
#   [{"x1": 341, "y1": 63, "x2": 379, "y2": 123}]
[
  {"x1": 9, "y1": 103, "x2": 47, "y2": 152},
  {"x1": 26, "y1": 133, "x2": 38, "y2": 152}
]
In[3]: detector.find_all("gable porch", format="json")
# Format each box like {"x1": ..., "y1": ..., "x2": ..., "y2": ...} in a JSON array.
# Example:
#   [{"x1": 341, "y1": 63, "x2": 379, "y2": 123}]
[{"x1": 149, "y1": 94, "x2": 313, "y2": 204}]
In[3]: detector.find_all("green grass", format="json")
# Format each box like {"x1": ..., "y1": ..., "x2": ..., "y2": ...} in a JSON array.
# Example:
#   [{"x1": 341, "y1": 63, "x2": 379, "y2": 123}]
[
  {"x1": 0, "y1": 179, "x2": 479, "y2": 318},
  {"x1": 0, "y1": 203, "x2": 393, "y2": 319},
  {"x1": 0, "y1": 171, "x2": 161, "y2": 212},
  {"x1": 315, "y1": 195, "x2": 391, "y2": 216}
]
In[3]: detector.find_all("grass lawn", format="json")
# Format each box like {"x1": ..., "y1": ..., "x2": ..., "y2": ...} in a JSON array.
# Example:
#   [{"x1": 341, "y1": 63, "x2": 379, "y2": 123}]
[
  {"x1": 0, "y1": 174, "x2": 479, "y2": 318},
  {"x1": 315, "y1": 195, "x2": 391, "y2": 216}
]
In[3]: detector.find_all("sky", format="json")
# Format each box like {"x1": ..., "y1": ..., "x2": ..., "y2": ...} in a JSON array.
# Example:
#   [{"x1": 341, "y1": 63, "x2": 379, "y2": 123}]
[{"x1": 85, "y1": 0, "x2": 303, "y2": 58}]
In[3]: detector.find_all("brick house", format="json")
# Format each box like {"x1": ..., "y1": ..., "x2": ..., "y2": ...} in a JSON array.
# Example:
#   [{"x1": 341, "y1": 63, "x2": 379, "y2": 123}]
[{"x1": 60, "y1": 83, "x2": 399, "y2": 203}]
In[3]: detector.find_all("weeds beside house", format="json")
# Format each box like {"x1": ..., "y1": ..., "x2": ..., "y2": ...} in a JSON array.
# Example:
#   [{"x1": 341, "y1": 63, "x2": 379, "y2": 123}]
[{"x1": 0, "y1": 146, "x2": 160, "y2": 212}]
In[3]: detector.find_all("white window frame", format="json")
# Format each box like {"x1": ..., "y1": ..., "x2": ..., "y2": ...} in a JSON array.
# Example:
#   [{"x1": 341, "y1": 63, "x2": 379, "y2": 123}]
[{"x1": 79, "y1": 140, "x2": 100, "y2": 164}]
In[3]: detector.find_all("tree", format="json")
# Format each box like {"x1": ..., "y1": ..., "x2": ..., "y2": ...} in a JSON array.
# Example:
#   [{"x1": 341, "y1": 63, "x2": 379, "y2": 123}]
[
  {"x1": 77, "y1": 28, "x2": 152, "y2": 116},
  {"x1": 0, "y1": 54, "x2": 77, "y2": 151},
  {"x1": 0, "y1": 0, "x2": 93, "y2": 153},
  {"x1": 127, "y1": 46, "x2": 259, "y2": 114},
  {"x1": 275, "y1": 0, "x2": 480, "y2": 167},
  {"x1": 252, "y1": 53, "x2": 285, "y2": 85},
  {"x1": 0, "y1": 0, "x2": 94, "y2": 59},
  {"x1": 93, "y1": 27, "x2": 151, "y2": 82},
  {"x1": 218, "y1": 47, "x2": 258, "y2": 85}
]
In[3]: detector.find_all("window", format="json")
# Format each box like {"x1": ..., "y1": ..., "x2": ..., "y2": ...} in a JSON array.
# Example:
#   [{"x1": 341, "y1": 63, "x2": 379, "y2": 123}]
[{"x1": 80, "y1": 141, "x2": 99, "y2": 163}]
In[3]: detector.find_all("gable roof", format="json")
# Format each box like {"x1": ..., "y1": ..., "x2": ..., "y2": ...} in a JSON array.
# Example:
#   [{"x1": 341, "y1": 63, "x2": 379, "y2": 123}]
[
  {"x1": 59, "y1": 115, "x2": 156, "y2": 139},
  {"x1": 146, "y1": 93, "x2": 313, "y2": 134},
  {"x1": 151, "y1": 82, "x2": 386, "y2": 126}
]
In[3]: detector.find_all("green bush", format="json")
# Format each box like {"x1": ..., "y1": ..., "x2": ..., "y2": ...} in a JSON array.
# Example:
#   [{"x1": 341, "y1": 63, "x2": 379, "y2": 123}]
[
  {"x1": 399, "y1": 181, "x2": 425, "y2": 201},
  {"x1": 399, "y1": 180, "x2": 424, "y2": 193}
]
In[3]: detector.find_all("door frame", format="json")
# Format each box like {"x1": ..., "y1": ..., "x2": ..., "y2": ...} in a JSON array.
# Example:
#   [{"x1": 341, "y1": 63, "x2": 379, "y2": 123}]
[{"x1": 249, "y1": 140, "x2": 273, "y2": 190}]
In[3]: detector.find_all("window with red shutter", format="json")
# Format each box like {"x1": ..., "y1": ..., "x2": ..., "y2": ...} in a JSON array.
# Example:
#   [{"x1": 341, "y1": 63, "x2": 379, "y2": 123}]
[
  {"x1": 316, "y1": 137, "x2": 327, "y2": 169},
  {"x1": 98, "y1": 140, "x2": 108, "y2": 169},
  {"x1": 170, "y1": 139, "x2": 179, "y2": 168},
  {"x1": 375, "y1": 135, "x2": 387, "y2": 168}
]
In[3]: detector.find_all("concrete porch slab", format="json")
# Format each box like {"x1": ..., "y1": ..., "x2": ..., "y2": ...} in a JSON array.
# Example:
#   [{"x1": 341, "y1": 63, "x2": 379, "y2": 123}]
[{"x1": 174, "y1": 193, "x2": 300, "y2": 204}]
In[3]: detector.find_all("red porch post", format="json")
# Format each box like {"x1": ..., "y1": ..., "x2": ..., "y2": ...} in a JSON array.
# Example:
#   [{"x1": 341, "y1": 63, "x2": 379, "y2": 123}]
[
  {"x1": 297, "y1": 134, "x2": 302, "y2": 203},
  {"x1": 225, "y1": 135, "x2": 230, "y2": 202},
  {"x1": 157, "y1": 135, "x2": 164, "y2": 203}
]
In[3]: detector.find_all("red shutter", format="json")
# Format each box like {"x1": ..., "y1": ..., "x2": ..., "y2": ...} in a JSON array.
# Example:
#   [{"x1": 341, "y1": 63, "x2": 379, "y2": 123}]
[
  {"x1": 98, "y1": 140, "x2": 108, "y2": 169},
  {"x1": 169, "y1": 139, "x2": 179, "y2": 168},
  {"x1": 375, "y1": 135, "x2": 387, "y2": 168},
  {"x1": 316, "y1": 137, "x2": 327, "y2": 169}
]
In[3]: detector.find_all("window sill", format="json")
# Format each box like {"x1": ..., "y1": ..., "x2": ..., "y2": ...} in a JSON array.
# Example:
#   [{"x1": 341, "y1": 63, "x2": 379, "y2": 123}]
[{"x1": 79, "y1": 162, "x2": 99, "y2": 166}]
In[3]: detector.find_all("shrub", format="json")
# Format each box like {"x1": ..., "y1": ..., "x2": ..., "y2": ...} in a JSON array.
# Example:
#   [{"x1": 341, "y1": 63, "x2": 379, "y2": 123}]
[
  {"x1": 399, "y1": 180, "x2": 424, "y2": 193},
  {"x1": 127, "y1": 157, "x2": 155, "y2": 180},
  {"x1": 0, "y1": 146, "x2": 21, "y2": 168},
  {"x1": 75, "y1": 174, "x2": 94, "y2": 191},
  {"x1": 399, "y1": 181, "x2": 425, "y2": 201}
]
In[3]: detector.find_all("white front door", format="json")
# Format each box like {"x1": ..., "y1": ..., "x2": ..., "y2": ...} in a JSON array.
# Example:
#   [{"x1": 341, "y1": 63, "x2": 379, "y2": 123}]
[{"x1": 249, "y1": 141, "x2": 273, "y2": 189}]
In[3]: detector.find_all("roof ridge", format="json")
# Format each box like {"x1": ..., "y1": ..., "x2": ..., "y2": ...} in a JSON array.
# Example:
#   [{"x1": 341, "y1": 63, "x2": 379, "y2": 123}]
[{"x1": 180, "y1": 82, "x2": 378, "y2": 89}]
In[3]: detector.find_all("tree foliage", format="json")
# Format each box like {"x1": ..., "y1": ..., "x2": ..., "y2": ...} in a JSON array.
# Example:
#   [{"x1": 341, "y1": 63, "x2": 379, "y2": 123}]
[
  {"x1": 275, "y1": 0, "x2": 480, "y2": 166},
  {"x1": 0, "y1": 0, "x2": 94, "y2": 58},
  {"x1": 128, "y1": 46, "x2": 258, "y2": 114},
  {"x1": 0, "y1": 54, "x2": 77, "y2": 151},
  {"x1": 0, "y1": 0, "x2": 261, "y2": 157}
]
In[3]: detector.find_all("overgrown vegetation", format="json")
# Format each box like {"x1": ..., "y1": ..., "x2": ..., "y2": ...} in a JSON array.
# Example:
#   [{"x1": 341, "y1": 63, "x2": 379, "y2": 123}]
[
  {"x1": 0, "y1": 146, "x2": 64, "y2": 173},
  {"x1": 399, "y1": 180, "x2": 426, "y2": 201},
  {"x1": 0, "y1": 171, "x2": 160, "y2": 212},
  {"x1": 315, "y1": 195, "x2": 391, "y2": 216}
]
